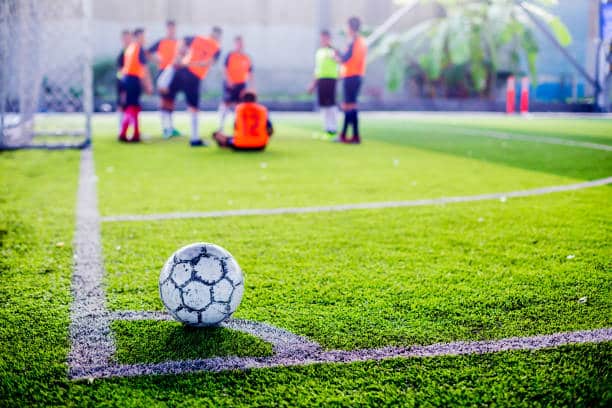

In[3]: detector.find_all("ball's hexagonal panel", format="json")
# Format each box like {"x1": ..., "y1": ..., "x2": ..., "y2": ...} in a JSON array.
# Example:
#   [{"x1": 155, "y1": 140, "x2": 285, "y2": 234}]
[
  {"x1": 212, "y1": 278, "x2": 234, "y2": 303},
  {"x1": 159, "y1": 280, "x2": 182, "y2": 312},
  {"x1": 170, "y1": 262, "x2": 192, "y2": 287},
  {"x1": 201, "y1": 302, "x2": 231, "y2": 326},
  {"x1": 174, "y1": 307, "x2": 199, "y2": 326},
  {"x1": 229, "y1": 283, "x2": 244, "y2": 312},
  {"x1": 193, "y1": 256, "x2": 223, "y2": 284},
  {"x1": 174, "y1": 243, "x2": 204, "y2": 262},
  {"x1": 181, "y1": 280, "x2": 212, "y2": 311}
]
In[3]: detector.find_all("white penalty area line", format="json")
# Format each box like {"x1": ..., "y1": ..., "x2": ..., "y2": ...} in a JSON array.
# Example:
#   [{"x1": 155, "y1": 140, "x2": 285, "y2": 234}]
[
  {"x1": 101, "y1": 177, "x2": 612, "y2": 223},
  {"x1": 450, "y1": 127, "x2": 612, "y2": 152},
  {"x1": 70, "y1": 327, "x2": 612, "y2": 380}
]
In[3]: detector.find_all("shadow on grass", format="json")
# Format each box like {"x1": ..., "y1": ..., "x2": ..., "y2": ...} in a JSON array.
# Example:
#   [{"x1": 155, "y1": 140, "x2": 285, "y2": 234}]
[{"x1": 112, "y1": 320, "x2": 273, "y2": 365}]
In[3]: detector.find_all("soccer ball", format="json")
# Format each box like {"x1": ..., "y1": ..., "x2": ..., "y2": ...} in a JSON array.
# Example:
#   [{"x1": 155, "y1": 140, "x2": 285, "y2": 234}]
[{"x1": 159, "y1": 243, "x2": 244, "y2": 327}]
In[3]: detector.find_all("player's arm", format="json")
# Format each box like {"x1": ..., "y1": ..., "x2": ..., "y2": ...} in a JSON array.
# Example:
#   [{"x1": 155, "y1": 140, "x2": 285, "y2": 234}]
[
  {"x1": 337, "y1": 41, "x2": 354, "y2": 63},
  {"x1": 266, "y1": 117, "x2": 274, "y2": 137},
  {"x1": 223, "y1": 53, "x2": 232, "y2": 84},
  {"x1": 146, "y1": 40, "x2": 161, "y2": 63},
  {"x1": 174, "y1": 37, "x2": 191, "y2": 66},
  {"x1": 308, "y1": 52, "x2": 318, "y2": 93},
  {"x1": 139, "y1": 48, "x2": 153, "y2": 94}
]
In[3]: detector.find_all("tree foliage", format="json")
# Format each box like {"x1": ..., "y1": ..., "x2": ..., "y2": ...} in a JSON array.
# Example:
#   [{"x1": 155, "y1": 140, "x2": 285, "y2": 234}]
[{"x1": 370, "y1": 0, "x2": 572, "y2": 96}]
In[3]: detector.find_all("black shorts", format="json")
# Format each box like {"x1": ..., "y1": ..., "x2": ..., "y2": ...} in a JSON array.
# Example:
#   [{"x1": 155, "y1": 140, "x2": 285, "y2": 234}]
[
  {"x1": 165, "y1": 67, "x2": 201, "y2": 108},
  {"x1": 122, "y1": 75, "x2": 142, "y2": 107},
  {"x1": 223, "y1": 82, "x2": 247, "y2": 104},
  {"x1": 116, "y1": 79, "x2": 126, "y2": 108},
  {"x1": 317, "y1": 78, "x2": 337, "y2": 107},
  {"x1": 227, "y1": 137, "x2": 266, "y2": 151},
  {"x1": 343, "y1": 76, "x2": 362, "y2": 104}
]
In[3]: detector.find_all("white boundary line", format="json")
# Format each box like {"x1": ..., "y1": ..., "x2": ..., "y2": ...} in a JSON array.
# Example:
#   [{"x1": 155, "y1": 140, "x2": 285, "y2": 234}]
[
  {"x1": 449, "y1": 127, "x2": 612, "y2": 152},
  {"x1": 101, "y1": 177, "x2": 612, "y2": 223},
  {"x1": 71, "y1": 326, "x2": 612, "y2": 380}
]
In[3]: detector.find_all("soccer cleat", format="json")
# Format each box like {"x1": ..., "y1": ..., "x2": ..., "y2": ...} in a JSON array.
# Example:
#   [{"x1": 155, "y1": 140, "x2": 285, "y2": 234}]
[
  {"x1": 162, "y1": 128, "x2": 172, "y2": 139},
  {"x1": 170, "y1": 128, "x2": 182, "y2": 137},
  {"x1": 118, "y1": 135, "x2": 128, "y2": 143},
  {"x1": 190, "y1": 139, "x2": 208, "y2": 147},
  {"x1": 348, "y1": 136, "x2": 361, "y2": 144},
  {"x1": 325, "y1": 131, "x2": 337, "y2": 140}
]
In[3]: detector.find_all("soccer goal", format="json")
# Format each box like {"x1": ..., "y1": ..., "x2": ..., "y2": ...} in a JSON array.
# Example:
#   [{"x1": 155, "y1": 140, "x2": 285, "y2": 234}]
[{"x1": 0, "y1": 0, "x2": 92, "y2": 150}]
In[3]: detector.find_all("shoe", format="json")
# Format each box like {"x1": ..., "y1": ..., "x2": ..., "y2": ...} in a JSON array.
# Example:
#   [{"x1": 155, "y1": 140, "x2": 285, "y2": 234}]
[
  {"x1": 348, "y1": 136, "x2": 361, "y2": 144},
  {"x1": 190, "y1": 139, "x2": 208, "y2": 147},
  {"x1": 162, "y1": 128, "x2": 172, "y2": 139},
  {"x1": 325, "y1": 131, "x2": 337, "y2": 140},
  {"x1": 170, "y1": 128, "x2": 182, "y2": 137},
  {"x1": 131, "y1": 135, "x2": 141, "y2": 143},
  {"x1": 118, "y1": 135, "x2": 128, "y2": 143}
]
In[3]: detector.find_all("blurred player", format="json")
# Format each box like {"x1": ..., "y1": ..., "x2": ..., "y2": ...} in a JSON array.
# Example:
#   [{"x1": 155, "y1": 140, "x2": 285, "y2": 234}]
[
  {"x1": 336, "y1": 17, "x2": 367, "y2": 144},
  {"x1": 148, "y1": 20, "x2": 180, "y2": 138},
  {"x1": 218, "y1": 35, "x2": 253, "y2": 132},
  {"x1": 118, "y1": 28, "x2": 153, "y2": 143},
  {"x1": 165, "y1": 27, "x2": 222, "y2": 147},
  {"x1": 212, "y1": 90, "x2": 273, "y2": 151},
  {"x1": 116, "y1": 29, "x2": 132, "y2": 130},
  {"x1": 308, "y1": 29, "x2": 339, "y2": 139}
]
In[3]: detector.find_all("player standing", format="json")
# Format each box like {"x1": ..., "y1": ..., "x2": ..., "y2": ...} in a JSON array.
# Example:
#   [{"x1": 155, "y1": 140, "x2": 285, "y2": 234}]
[
  {"x1": 118, "y1": 28, "x2": 153, "y2": 143},
  {"x1": 213, "y1": 90, "x2": 273, "y2": 151},
  {"x1": 218, "y1": 35, "x2": 253, "y2": 132},
  {"x1": 164, "y1": 27, "x2": 222, "y2": 147},
  {"x1": 116, "y1": 29, "x2": 132, "y2": 131},
  {"x1": 337, "y1": 17, "x2": 367, "y2": 144},
  {"x1": 148, "y1": 20, "x2": 180, "y2": 138},
  {"x1": 308, "y1": 30, "x2": 339, "y2": 139}
]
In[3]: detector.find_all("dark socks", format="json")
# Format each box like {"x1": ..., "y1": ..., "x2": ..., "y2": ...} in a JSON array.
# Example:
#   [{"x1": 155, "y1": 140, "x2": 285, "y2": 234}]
[
  {"x1": 341, "y1": 111, "x2": 350, "y2": 138},
  {"x1": 351, "y1": 109, "x2": 359, "y2": 139}
]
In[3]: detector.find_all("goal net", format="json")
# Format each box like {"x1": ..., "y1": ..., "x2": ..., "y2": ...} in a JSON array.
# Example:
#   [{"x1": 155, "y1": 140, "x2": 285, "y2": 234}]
[{"x1": 0, "y1": 0, "x2": 92, "y2": 150}]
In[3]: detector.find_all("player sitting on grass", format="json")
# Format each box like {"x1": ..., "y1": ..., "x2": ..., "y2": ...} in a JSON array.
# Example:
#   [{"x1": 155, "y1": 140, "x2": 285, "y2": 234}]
[
  {"x1": 308, "y1": 29, "x2": 339, "y2": 139},
  {"x1": 164, "y1": 27, "x2": 222, "y2": 147},
  {"x1": 212, "y1": 90, "x2": 273, "y2": 151},
  {"x1": 147, "y1": 20, "x2": 180, "y2": 139},
  {"x1": 116, "y1": 29, "x2": 132, "y2": 132},
  {"x1": 118, "y1": 28, "x2": 153, "y2": 143},
  {"x1": 336, "y1": 16, "x2": 367, "y2": 144},
  {"x1": 218, "y1": 35, "x2": 253, "y2": 132}
]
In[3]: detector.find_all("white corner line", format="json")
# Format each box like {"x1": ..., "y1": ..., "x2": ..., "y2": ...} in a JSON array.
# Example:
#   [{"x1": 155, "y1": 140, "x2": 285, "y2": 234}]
[
  {"x1": 69, "y1": 326, "x2": 612, "y2": 380},
  {"x1": 100, "y1": 177, "x2": 612, "y2": 223}
]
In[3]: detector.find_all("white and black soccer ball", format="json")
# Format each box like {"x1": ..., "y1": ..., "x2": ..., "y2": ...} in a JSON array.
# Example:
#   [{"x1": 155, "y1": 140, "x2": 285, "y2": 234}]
[{"x1": 159, "y1": 243, "x2": 244, "y2": 327}]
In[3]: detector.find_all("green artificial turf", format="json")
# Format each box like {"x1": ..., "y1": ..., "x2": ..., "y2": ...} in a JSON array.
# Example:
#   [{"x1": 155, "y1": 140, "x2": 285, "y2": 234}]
[
  {"x1": 103, "y1": 187, "x2": 611, "y2": 350},
  {"x1": 112, "y1": 321, "x2": 273, "y2": 364},
  {"x1": 1, "y1": 114, "x2": 610, "y2": 407},
  {"x1": 91, "y1": 114, "x2": 612, "y2": 216},
  {"x1": 0, "y1": 149, "x2": 80, "y2": 405},
  {"x1": 67, "y1": 343, "x2": 612, "y2": 407}
]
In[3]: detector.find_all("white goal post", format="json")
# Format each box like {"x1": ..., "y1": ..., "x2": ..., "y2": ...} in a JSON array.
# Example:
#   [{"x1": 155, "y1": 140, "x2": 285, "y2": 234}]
[{"x1": 0, "y1": 0, "x2": 93, "y2": 150}]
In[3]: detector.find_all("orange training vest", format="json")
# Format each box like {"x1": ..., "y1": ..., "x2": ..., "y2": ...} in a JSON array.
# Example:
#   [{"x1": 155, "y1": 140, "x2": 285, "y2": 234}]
[
  {"x1": 183, "y1": 36, "x2": 220, "y2": 79},
  {"x1": 234, "y1": 103, "x2": 269, "y2": 148},
  {"x1": 341, "y1": 36, "x2": 367, "y2": 78},
  {"x1": 156, "y1": 38, "x2": 178, "y2": 70},
  {"x1": 225, "y1": 52, "x2": 251, "y2": 84},
  {"x1": 122, "y1": 43, "x2": 145, "y2": 78}
]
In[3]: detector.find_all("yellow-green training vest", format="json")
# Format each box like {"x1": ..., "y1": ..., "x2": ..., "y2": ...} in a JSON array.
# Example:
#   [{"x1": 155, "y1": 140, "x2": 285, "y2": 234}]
[{"x1": 315, "y1": 47, "x2": 339, "y2": 79}]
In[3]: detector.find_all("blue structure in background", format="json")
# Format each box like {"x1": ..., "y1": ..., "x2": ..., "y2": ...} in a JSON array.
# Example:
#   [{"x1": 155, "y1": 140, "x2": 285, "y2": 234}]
[{"x1": 532, "y1": 1, "x2": 591, "y2": 102}]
